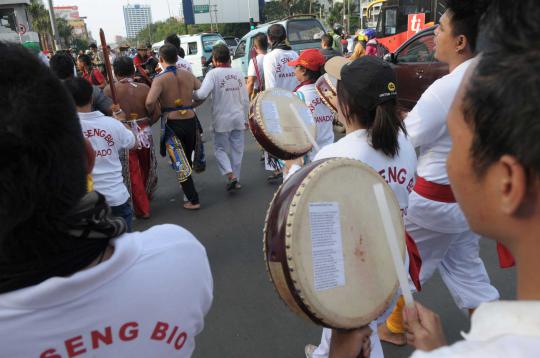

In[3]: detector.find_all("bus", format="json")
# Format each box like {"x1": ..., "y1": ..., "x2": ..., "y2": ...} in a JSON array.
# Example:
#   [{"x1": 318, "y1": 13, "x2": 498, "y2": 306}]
[{"x1": 375, "y1": 0, "x2": 447, "y2": 53}]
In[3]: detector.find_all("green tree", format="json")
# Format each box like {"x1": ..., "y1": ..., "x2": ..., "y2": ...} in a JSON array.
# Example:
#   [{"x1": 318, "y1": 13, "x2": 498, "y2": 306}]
[
  {"x1": 263, "y1": 1, "x2": 288, "y2": 21},
  {"x1": 28, "y1": 0, "x2": 52, "y2": 50},
  {"x1": 56, "y1": 18, "x2": 73, "y2": 48},
  {"x1": 71, "y1": 38, "x2": 88, "y2": 53}
]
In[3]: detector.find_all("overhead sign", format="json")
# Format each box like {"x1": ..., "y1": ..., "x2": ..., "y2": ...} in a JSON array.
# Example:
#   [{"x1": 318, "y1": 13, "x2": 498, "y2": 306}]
[
  {"x1": 17, "y1": 24, "x2": 26, "y2": 35},
  {"x1": 194, "y1": 5, "x2": 209, "y2": 13}
]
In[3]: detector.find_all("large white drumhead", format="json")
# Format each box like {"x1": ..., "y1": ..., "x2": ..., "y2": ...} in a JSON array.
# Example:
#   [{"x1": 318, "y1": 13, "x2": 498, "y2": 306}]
[
  {"x1": 255, "y1": 88, "x2": 316, "y2": 155},
  {"x1": 285, "y1": 158, "x2": 405, "y2": 328}
]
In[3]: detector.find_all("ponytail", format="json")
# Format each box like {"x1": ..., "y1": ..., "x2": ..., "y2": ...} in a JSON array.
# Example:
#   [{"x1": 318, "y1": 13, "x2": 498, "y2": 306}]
[
  {"x1": 370, "y1": 101, "x2": 406, "y2": 157},
  {"x1": 337, "y1": 81, "x2": 406, "y2": 157}
]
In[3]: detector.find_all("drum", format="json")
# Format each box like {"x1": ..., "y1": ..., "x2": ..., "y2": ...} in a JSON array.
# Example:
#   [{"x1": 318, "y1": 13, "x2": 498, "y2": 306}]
[
  {"x1": 249, "y1": 88, "x2": 317, "y2": 160},
  {"x1": 264, "y1": 158, "x2": 406, "y2": 329},
  {"x1": 315, "y1": 73, "x2": 338, "y2": 114}
]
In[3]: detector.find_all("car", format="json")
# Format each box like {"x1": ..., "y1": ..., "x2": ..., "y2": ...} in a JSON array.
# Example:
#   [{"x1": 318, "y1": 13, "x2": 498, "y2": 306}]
[
  {"x1": 152, "y1": 32, "x2": 225, "y2": 79},
  {"x1": 222, "y1": 36, "x2": 239, "y2": 54},
  {"x1": 384, "y1": 26, "x2": 448, "y2": 111},
  {"x1": 232, "y1": 16, "x2": 326, "y2": 78}
]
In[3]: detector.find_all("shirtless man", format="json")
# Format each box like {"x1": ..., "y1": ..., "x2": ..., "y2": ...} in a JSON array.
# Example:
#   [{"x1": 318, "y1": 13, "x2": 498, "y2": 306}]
[
  {"x1": 104, "y1": 56, "x2": 159, "y2": 219},
  {"x1": 146, "y1": 44, "x2": 201, "y2": 210}
]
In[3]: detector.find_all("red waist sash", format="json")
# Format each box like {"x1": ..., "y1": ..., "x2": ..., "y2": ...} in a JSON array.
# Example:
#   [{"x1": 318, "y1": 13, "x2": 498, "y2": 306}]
[
  {"x1": 413, "y1": 177, "x2": 515, "y2": 269},
  {"x1": 413, "y1": 176, "x2": 456, "y2": 203}
]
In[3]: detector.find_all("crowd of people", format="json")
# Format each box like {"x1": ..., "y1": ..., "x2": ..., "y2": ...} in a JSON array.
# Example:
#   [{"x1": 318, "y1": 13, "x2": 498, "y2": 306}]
[{"x1": 0, "y1": 0, "x2": 539, "y2": 356}]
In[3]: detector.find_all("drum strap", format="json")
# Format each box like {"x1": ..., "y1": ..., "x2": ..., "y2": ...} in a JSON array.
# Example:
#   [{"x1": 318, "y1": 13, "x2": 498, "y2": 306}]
[
  {"x1": 293, "y1": 79, "x2": 314, "y2": 92},
  {"x1": 250, "y1": 48, "x2": 264, "y2": 91}
]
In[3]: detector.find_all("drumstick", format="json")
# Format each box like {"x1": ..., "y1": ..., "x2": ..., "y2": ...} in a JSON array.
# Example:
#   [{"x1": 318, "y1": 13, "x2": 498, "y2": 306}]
[
  {"x1": 373, "y1": 183, "x2": 414, "y2": 307},
  {"x1": 288, "y1": 103, "x2": 320, "y2": 153},
  {"x1": 99, "y1": 28, "x2": 117, "y2": 104}
]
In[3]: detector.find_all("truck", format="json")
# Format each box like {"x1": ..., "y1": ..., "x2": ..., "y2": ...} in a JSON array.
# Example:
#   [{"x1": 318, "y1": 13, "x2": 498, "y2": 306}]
[{"x1": 374, "y1": 0, "x2": 447, "y2": 53}]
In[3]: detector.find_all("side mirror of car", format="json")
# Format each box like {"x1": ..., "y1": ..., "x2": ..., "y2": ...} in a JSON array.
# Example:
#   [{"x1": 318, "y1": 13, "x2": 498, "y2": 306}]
[{"x1": 383, "y1": 53, "x2": 396, "y2": 63}]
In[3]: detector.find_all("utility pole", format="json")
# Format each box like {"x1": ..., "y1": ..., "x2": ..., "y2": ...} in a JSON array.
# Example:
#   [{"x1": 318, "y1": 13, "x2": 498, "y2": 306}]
[
  {"x1": 47, "y1": 0, "x2": 62, "y2": 50},
  {"x1": 211, "y1": 4, "x2": 218, "y2": 32}
]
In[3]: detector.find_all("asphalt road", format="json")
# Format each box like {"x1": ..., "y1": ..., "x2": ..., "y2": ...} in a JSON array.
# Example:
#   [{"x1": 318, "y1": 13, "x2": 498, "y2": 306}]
[{"x1": 134, "y1": 100, "x2": 516, "y2": 358}]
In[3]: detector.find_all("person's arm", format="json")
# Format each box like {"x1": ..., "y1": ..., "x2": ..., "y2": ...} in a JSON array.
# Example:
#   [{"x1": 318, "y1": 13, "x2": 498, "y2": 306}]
[
  {"x1": 328, "y1": 326, "x2": 372, "y2": 358},
  {"x1": 263, "y1": 55, "x2": 276, "y2": 89},
  {"x1": 193, "y1": 71, "x2": 213, "y2": 100},
  {"x1": 404, "y1": 302, "x2": 447, "y2": 352},
  {"x1": 239, "y1": 76, "x2": 249, "y2": 124},
  {"x1": 246, "y1": 59, "x2": 256, "y2": 97},
  {"x1": 404, "y1": 85, "x2": 448, "y2": 149},
  {"x1": 113, "y1": 118, "x2": 136, "y2": 150},
  {"x1": 145, "y1": 78, "x2": 162, "y2": 116},
  {"x1": 93, "y1": 86, "x2": 113, "y2": 116}
]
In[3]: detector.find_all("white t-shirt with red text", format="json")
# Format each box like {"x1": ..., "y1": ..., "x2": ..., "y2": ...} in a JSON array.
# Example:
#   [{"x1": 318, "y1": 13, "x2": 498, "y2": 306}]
[
  {"x1": 79, "y1": 111, "x2": 136, "y2": 206},
  {"x1": 263, "y1": 48, "x2": 299, "y2": 91},
  {"x1": 295, "y1": 83, "x2": 335, "y2": 160},
  {"x1": 290, "y1": 129, "x2": 417, "y2": 211},
  {"x1": 0, "y1": 224, "x2": 213, "y2": 358}
]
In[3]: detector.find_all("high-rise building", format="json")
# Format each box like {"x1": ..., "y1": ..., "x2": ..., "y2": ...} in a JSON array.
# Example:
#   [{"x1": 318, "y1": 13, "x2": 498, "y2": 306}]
[
  {"x1": 178, "y1": 0, "x2": 184, "y2": 20},
  {"x1": 123, "y1": 4, "x2": 152, "y2": 38}
]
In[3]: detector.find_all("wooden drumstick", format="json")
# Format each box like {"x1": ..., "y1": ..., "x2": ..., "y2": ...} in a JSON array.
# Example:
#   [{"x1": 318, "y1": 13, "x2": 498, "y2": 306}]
[
  {"x1": 288, "y1": 103, "x2": 320, "y2": 153},
  {"x1": 99, "y1": 28, "x2": 117, "y2": 104},
  {"x1": 373, "y1": 183, "x2": 414, "y2": 307}
]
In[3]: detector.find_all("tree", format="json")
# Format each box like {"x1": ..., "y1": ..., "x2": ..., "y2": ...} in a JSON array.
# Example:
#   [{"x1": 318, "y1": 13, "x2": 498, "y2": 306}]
[
  {"x1": 263, "y1": 1, "x2": 288, "y2": 21},
  {"x1": 71, "y1": 38, "x2": 89, "y2": 53},
  {"x1": 28, "y1": 0, "x2": 52, "y2": 50},
  {"x1": 56, "y1": 18, "x2": 73, "y2": 48}
]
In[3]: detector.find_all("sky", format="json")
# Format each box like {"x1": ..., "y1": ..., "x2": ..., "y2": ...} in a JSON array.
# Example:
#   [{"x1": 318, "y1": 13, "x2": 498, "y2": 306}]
[{"x1": 47, "y1": 0, "x2": 181, "y2": 42}]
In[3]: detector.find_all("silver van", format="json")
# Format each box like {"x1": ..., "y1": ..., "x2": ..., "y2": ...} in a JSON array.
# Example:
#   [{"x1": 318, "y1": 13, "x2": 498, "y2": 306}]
[{"x1": 232, "y1": 16, "x2": 326, "y2": 77}]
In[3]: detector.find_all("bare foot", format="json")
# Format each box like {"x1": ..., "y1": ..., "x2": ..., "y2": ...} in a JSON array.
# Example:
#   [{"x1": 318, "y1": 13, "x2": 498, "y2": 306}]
[
  {"x1": 378, "y1": 323, "x2": 406, "y2": 346},
  {"x1": 183, "y1": 202, "x2": 201, "y2": 210}
]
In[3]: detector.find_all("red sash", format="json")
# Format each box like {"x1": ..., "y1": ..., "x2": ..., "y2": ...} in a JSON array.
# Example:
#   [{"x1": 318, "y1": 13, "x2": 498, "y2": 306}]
[
  {"x1": 406, "y1": 232, "x2": 422, "y2": 291},
  {"x1": 413, "y1": 176, "x2": 515, "y2": 269}
]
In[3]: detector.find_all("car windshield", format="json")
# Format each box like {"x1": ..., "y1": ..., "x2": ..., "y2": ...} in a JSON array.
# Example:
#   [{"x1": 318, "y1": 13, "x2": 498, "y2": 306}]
[
  {"x1": 224, "y1": 38, "x2": 237, "y2": 47},
  {"x1": 202, "y1": 35, "x2": 223, "y2": 52},
  {"x1": 286, "y1": 19, "x2": 325, "y2": 43}
]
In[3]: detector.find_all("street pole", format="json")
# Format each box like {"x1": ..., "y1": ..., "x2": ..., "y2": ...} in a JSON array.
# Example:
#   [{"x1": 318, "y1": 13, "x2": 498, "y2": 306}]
[{"x1": 47, "y1": 0, "x2": 62, "y2": 50}]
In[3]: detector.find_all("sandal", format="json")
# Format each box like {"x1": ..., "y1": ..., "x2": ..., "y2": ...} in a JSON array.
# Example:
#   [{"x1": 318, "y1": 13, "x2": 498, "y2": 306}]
[
  {"x1": 183, "y1": 202, "x2": 201, "y2": 210},
  {"x1": 226, "y1": 178, "x2": 238, "y2": 191},
  {"x1": 267, "y1": 172, "x2": 283, "y2": 181}
]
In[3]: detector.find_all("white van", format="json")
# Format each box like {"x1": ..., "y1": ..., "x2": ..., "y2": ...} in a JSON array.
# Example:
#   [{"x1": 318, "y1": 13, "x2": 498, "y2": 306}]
[{"x1": 152, "y1": 33, "x2": 225, "y2": 78}]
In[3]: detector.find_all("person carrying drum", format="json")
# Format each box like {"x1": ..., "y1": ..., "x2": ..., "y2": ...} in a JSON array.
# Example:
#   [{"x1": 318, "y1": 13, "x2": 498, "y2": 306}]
[
  {"x1": 263, "y1": 24, "x2": 300, "y2": 181},
  {"x1": 146, "y1": 44, "x2": 202, "y2": 210},
  {"x1": 378, "y1": 0, "x2": 499, "y2": 346},
  {"x1": 287, "y1": 48, "x2": 335, "y2": 161},
  {"x1": 284, "y1": 55, "x2": 417, "y2": 358},
  {"x1": 193, "y1": 44, "x2": 249, "y2": 191},
  {"x1": 104, "y1": 56, "x2": 159, "y2": 219},
  {"x1": 330, "y1": 1, "x2": 540, "y2": 355}
]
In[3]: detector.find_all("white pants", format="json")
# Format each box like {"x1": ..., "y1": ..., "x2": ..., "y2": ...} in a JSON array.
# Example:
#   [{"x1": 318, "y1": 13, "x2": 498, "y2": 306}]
[
  {"x1": 213, "y1": 130, "x2": 244, "y2": 181},
  {"x1": 406, "y1": 217, "x2": 500, "y2": 310}
]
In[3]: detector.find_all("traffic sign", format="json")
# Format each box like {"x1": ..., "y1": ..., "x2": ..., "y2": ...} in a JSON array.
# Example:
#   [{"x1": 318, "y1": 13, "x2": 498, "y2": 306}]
[
  {"x1": 194, "y1": 5, "x2": 209, "y2": 13},
  {"x1": 17, "y1": 24, "x2": 26, "y2": 35}
]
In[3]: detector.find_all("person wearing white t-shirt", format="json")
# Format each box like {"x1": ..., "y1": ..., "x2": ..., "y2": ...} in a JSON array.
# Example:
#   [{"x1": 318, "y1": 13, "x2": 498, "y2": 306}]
[
  {"x1": 378, "y1": 3, "x2": 499, "y2": 346},
  {"x1": 163, "y1": 33, "x2": 194, "y2": 73},
  {"x1": 193, "y1": 44, "x2": 249, "y2": 191},
  {"x1": 330, "y1": 2, "x2": 540, "y2": 355},
  {"x1": 65, "y1": 78, "x2": 137, "y2": 230},
  {"x1": 0, "y1": 43, "x2": 213, "y2": 358},
  {"x1": 286, "y1": 56, "x2": 417, "y2": 358},
  {"x1": 247, "y1": 33, "x2": 268, "y2": 99},
  {"x1": 263, "y1": 24, "x2": 300, "y2": 180},
  {"x1": 263, "y1": 24, "x2": 300, "y2": 92},
  {"x1": 287, "y1": 48, "x2": 335, "y2": 161}
]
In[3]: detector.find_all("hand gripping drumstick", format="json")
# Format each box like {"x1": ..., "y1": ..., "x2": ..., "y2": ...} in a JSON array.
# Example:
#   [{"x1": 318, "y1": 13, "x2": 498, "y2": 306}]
[
  {"x1": 99, "y1": 29, "x2": 117, "y2": 104},
  {"x1": 288, "y1": 103, "x2": 320, "y2": 153},
  {"x1": 373, "y1": 183, "x2": 414, "y2": 307}
]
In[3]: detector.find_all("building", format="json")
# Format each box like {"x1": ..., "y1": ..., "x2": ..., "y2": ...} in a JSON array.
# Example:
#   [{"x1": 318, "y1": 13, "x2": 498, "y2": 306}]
[
  {"x1": 178, "y1": 0, "x2": 183, "y2": 21},
  {"x1": 53, "y1": 5, "x2": 89, "y2": 40},
  {"x1": 123, "y1": 4, "x2": 152, "y2": 39},
  {"x1": 0, "y1": 0, "x2": 39, "y2": 44}
]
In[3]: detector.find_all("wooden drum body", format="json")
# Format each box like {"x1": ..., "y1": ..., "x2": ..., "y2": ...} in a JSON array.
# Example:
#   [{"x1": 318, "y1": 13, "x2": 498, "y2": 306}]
[
  {"x1": 249, "y1": 88, "x2": 317, "y2": 160},
  {"x1": 264, "y1": 158, "x2": 406, "y2": 329},
  {"x1": 315, "y1": 73, "x2": 338, "y2": 114}
]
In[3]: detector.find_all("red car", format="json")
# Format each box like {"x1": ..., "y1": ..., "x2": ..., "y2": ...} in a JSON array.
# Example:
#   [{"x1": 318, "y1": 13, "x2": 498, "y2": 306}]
[{"x1": 384, "y1": 26, "x2": 449, "y2": 111}]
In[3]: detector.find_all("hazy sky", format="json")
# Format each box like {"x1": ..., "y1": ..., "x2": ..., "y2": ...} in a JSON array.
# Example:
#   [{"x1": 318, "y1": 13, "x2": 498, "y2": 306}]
[{"x1": 48, "y1": 0, "x2": 181, "y2": 42}]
